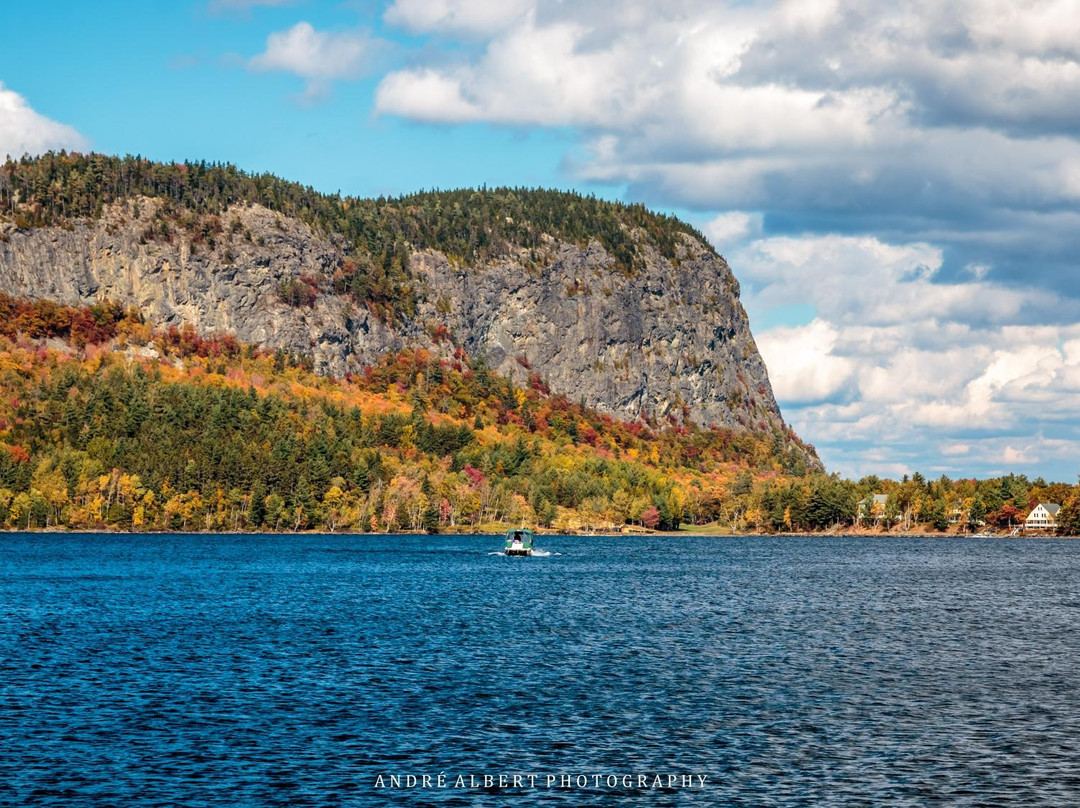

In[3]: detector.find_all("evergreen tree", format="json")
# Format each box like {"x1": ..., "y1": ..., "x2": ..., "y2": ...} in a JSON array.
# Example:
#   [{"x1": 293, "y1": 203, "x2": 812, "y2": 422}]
[
  {"x1": 422, "y1": 503, "x2": 440, "y2": 534},
  {"x1": 249, "y1": 481, "x2": 267, "y2": 528}
]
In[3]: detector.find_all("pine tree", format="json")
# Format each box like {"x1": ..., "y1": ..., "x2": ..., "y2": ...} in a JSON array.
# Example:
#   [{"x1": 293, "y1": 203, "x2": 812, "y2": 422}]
[{"x1": 422, "y1": 504, "x2": 440, "y2": 534}]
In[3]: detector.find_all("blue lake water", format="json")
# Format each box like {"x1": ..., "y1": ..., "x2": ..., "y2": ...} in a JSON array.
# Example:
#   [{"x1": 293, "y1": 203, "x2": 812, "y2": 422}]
[{"x1": 3, "y1": 533, "x2": 1080, "y2": 806}]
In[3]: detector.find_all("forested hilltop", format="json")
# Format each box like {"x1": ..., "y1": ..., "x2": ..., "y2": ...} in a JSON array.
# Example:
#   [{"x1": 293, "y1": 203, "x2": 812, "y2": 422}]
[
  {"x1": 0, "y1": 295, "x2": 1076, "y2": 536},
  {"x1": 0, "y1": 152, "x2": 790, "y2": 437},
  {"x1": 0, "y1": 152, "x2": 702, "y2": 318}
]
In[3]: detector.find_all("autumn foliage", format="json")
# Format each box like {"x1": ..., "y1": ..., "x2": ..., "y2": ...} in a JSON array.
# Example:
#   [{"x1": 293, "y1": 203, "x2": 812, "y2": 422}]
[{"x1": 0, "y1": 296, "x2": 819, "y2": 533}]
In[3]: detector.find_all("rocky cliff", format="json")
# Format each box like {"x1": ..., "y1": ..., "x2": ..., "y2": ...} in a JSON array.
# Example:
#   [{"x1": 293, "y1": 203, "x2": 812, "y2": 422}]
[{"x1": 0, "y1": 157, "x2": 795, "y2": 443}]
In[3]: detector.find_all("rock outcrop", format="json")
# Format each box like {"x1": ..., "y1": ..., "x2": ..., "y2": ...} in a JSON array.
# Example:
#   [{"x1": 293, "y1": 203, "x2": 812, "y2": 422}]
[{"x1": 0, "y1": 196, "x2": 786, "y2": 435}]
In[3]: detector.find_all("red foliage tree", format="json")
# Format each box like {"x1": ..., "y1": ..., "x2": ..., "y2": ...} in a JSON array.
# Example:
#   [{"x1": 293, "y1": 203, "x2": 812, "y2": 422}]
[
  {"x1": 463, "y1": 464, "x2": 484, "y2": 488},
  {"x1": 640, "y1": 505, "x2": 660, "y2": 530}
]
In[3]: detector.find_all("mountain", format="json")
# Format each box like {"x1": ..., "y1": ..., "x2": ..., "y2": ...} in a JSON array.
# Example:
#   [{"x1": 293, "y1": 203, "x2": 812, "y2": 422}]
[{"x1": 0, "y1": 153, "x2": 811, "y2": 458}]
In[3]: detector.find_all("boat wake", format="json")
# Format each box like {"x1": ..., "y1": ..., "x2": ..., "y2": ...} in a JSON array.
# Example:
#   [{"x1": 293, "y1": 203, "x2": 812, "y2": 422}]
[{"x1": 488, "y1": 549, "x2": 559, "y2": 557}]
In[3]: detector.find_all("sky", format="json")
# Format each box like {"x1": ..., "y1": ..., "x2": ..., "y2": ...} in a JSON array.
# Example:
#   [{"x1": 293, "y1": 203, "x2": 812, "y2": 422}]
[{"x1": 3, "y1": 0, "x2": 1080, "y2": 482}]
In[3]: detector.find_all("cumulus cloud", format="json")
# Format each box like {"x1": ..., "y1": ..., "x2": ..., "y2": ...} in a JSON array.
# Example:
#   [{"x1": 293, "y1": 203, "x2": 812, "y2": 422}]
[
  {"x1": 734, "y1": 232, "x2": 1080, "y2": 478},
  {"x1": 756, "y1": 320, "x2": 855, "y2": 404},
  {"x1": 377, "y1": 17, "x2": 658, "y2": 127},
  {"x1": 704, "y1": 211, "x2": 762, "y2": 249},
  {"x1": 732, "y1": 233, "x2": 1063, "y2": 329},
  {"x1": 375, "y1": 70, "x2": 482, "y2": 123},
  {"x1": 249, "y1": 22, "x2": 387, "y2": 101},
  {"x1": 0, "y1": 82, "x2": 88, "y2": 158},
  {"x1": 735, "y1": 0, "x2": 1080, "y2": 136}
]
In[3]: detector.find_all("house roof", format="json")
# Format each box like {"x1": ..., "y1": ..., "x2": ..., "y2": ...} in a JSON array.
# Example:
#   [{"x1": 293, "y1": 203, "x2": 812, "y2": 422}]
[{"x1": 1041, "y1": 503, "x2": 1061, "y2": 515}]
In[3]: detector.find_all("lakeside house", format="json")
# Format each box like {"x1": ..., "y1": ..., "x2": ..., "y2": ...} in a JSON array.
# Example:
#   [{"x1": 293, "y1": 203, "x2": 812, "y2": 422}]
[
  {"x1": 859, "y1": 493, "x2": 889, "y2": 525},
  {"x1": 1025, "y1": 503, "x2": 1060, "y2": 531}
]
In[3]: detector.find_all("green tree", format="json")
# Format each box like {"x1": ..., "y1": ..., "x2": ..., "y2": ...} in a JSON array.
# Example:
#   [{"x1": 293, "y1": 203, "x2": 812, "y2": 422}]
[
  {"x1": 884, "y1": 495, "x2": 901, "y2": 528},
  {"x1": 930, "y1": 498, "x2": 949, "y2": 532},
  {"x1": 968, "y1": 496, "x2": 986, "y2": 531},
  {"x1": 422, "y1": 503, "x2": 440, "y2": 534},
  {"x1": 249, "y1": 481, "x2": 267, "y2": 528},
  {"x1": 1056, "y1": 497, "x2": 1080, "y2": 536}
]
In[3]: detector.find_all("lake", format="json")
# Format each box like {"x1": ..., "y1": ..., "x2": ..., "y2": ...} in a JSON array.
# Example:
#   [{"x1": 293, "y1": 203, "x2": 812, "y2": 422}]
[{"x1": 2, "y1": 533, "x2": 1080, "y2": 805}]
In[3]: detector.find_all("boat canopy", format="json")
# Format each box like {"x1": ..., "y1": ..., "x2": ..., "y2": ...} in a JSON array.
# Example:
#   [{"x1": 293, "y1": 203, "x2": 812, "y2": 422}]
[{"x1": 504, "y1": 528, "x2": 534, "y2": 549}]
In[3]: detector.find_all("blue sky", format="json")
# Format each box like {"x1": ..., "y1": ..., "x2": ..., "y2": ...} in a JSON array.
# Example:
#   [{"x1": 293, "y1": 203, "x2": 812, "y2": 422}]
[
  {"x1": 4, "y1": 0, "x2": 1080, "y2": 481},
  {"x1": 0, "y1": 2, "x2": 586, "y2": 196}
]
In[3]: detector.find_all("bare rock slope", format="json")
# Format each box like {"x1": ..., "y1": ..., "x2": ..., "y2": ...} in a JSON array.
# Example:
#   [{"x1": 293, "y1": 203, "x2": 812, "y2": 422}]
[{"x1": 0, "y1": 197, "x2": 788, "y2": 436}]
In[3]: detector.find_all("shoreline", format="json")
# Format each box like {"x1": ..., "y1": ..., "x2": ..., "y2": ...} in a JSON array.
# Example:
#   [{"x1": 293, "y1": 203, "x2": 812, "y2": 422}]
[{"x1": 0, "y1": 528, "x2": 1073, "y2": 539}]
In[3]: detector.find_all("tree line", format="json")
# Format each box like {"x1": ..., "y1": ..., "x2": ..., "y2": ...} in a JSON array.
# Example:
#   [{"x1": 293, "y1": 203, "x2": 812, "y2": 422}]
[{"x1": 718, "y1": 470, "x2": 1080, "y2": 536}]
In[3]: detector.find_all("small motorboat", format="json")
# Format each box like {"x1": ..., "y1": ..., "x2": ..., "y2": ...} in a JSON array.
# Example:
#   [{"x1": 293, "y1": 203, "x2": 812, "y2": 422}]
[{"x1": 504, "y1": 528, "x2": 535, "y2": 556}]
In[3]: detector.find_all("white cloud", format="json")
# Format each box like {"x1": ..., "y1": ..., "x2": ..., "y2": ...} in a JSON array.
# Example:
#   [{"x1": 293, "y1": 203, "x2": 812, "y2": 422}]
[
  {"x1": 704, "y1": 211, "x2": 762, "y2": 249},
  {"x1": 737, "y1": 0, "x2": 1080, "y2": 132},
  {"x1": 251, "y1": 23, "x2": 370, "y2": 79},
  {"x1": 734, "y1": 234, "x2": 945, "y2": 325},
  {"x1": 384, "y1": 0, "x2": 532, "y2": 36},
  {"x1": 756, "y1": 320, "x2": 854, "y2": 404},
  {"x1": 738, "y1": 231, "x2": 1080, "y2": 478},
  {"x1": 377, "y1": 18, "x2": 656, "y2": 127},
  {"x1": 249, "y1": 23, "x2": 386, "y2": 100},
  {"x1": 1001, "y1": 444, "x2": 1036, "y2": 465},
  {"x1": 942, "y1": 444, "x2": 971, "y2": 456},
  {"x1": 374, "y1": 70, "x2": 481, "y2": 123},
  {"x1": 0, "y1": 82, "x2": 88, "y2": 158},
  {"x1": 961, "y1": 0, "x2": 1080, "y2": 58}
]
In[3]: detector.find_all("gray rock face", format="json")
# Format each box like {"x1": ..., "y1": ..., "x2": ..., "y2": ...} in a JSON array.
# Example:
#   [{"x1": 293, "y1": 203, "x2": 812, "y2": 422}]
[{"x1": 0, "y1": 198, "x2": 786, "y2": 434}]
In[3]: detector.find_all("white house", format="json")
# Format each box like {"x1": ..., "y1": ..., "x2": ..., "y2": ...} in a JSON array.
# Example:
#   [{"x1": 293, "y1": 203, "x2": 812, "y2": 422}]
[{"x1": 1025, "y1": 503, "x2": 1061, "y2": 530}]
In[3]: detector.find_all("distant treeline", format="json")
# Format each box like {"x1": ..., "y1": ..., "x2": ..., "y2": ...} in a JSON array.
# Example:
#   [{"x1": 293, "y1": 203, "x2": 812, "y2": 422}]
[
  {"x1": 1, "y1": 152, "x2": 711, "y2": 319},
  {"x1": 729, "y1": 470, "x2": 1080, "y2": 536}
]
